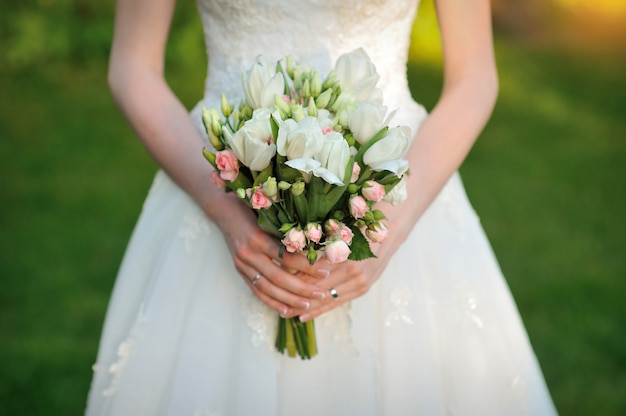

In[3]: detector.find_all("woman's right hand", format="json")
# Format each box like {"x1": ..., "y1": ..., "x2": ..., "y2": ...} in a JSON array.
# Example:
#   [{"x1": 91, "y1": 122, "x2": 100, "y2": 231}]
[{"x1": 215, "y1": 193, "x2": 330, "y2": 317}]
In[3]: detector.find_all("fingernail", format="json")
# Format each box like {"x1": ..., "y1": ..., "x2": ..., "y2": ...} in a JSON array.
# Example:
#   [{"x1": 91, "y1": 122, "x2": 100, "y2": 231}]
[
  {"x1": 312, "y1": 291, "x2": 326, "y2": 300},
  {"x1": 298, "y1": 300, "x2": 311, "y2": 310},
  {"x1": 316, "y1": 269, "x2": 330, "y2": 279},
  {"x1": 299, "y1": 313, "x2": 311, "y2": 322},
  {"x1": 280, "y1": 307, "x2": 289, "y2": 317}
]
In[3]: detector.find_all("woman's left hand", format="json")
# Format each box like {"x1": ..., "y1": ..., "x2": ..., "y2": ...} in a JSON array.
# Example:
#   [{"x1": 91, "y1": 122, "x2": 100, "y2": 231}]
[{"x1": 291, "y1": 244, "x2": 392, "y2": 322}]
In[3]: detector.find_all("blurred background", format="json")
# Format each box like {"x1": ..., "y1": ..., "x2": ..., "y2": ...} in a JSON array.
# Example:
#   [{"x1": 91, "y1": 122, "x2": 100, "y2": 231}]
[{"x1": 0, "y1": 0, "x2": 624, "y2": 414}]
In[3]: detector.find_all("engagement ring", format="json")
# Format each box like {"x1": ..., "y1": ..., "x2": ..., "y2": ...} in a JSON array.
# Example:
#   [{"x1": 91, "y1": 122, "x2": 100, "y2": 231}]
[{"x1": 251, "y1": 273, "x2": 263, "y2": 285}]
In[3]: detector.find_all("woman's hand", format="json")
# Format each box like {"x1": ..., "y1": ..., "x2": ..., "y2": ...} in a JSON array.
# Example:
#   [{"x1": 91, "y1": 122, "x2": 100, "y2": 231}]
[
  {"x1": 215, "y1": 193, "x2": 331, "y2": 317},
  {"x1": 290, "y1": 236, "x2": 399, "y2": 322},
  {"x1": 295, "y1": 258, "x2": 384, "y2": 322}
]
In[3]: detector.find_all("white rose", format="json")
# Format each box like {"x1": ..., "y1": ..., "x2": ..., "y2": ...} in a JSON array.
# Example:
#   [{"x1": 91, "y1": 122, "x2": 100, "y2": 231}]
[
  {"x1": 313, "y1": 132, "x2": 350, "y2": 184},
  {"x1": 276, "y1": 117, "x2": 324, "y2": 160},
  {"x1": 225, "y1": 109, "x2": 276, "y2": 171},
  {"x1": 363, "y1": 126, "x2": 411, "y2": 176},
  {"x1": 383, "y1": 177, "x2": 407, "y2": 206},
  {"x1": 242, "y1": 56, "x2": 285, "y2": 109},
  {"x1": 334, "y1": 48, "x2": 382, "y2": 103},
  {"x1": 348, "y1": 102, "x2": 394, "y2": 145}
]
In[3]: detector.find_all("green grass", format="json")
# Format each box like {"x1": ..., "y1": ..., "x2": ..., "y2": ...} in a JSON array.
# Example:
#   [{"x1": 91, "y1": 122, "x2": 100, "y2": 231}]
[{"x1": 1, "y1": 10, "x2": 625, "y2": 416}]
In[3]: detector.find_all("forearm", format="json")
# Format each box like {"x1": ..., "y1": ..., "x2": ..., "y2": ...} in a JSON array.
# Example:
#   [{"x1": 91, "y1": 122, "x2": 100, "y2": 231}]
[
  {"x1": 108, "y1": 63, "x2": 242, "y2": 227},
  {"x1": 382, "y1": 68, "x2": 498, "y2": 253}
]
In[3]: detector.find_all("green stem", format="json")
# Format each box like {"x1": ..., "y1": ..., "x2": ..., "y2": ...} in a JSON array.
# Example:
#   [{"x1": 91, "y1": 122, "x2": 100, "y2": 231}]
[
  {"x1": 275, "y1": 316, "x2": 286, "y2": 353},
  {"x1": 291, "y1": 319, "x2": 308, "y2": 359},
  {"x1": 306, "y1": 320, "x2": 317, "y2": 357},
  {"x1": 285, "y1": 318, "x2": 296, "y2": 358}
]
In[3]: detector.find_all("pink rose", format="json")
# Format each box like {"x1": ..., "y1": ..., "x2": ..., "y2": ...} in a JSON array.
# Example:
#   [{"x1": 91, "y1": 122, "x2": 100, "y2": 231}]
[
  {"x1": 339, "y1": 226, "x2": 354, "y2": 245},
  {"x1": 350, "y1": 162, "x2": 361, "y2": 183},
  {"x1": 362, "y1": 180, "x2": 385, "y2": 202},
  {"x1": 324, "y1": 239, "x2": 351, "y2": 264},
  {"x1": 250, "y1": 186, "x2": 272, "y2": 210},
  {"x1": 282, "y1": 228, "x2": 306, "y2": 253},
  {"x1": 304, "y1": 223, "x2": 323, "y2": 243},
  {"x1": 366, "y1": 222, "x2": 389, "y2": 243},
  {"x1": 324, "y1": 220, "x2": 352, "y2": 244},
  {"x1": 210, "y1": 170, "x2": 226, "y2": 189},
  {"x1": 349, "y1": 195, "x2": 368, "y2": 219},
  {"x1": 215, "y1": 149, "x2": 239, "y2": 182},
  {"x1": 325, "y1": 219, "x2": 340, "y2": 234}
]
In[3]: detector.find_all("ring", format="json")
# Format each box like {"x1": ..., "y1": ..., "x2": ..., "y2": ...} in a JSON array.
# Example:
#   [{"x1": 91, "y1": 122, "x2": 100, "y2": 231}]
[
  {"x1": 251, "y1": 273, "x2": 263, "y2": 285},
  {"x1": 329, "y1": 288, "x2": 339, "y2": 299}
]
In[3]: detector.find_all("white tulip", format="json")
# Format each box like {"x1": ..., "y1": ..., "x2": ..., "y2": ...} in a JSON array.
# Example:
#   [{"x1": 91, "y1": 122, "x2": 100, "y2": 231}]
[
  {"x1": 225, "y1": 109, "x2": 276, "y2": 171},
  {"x1": 313, "y1": 132, "x2": 350, "y2": 184},
  {"x1": 242, "y1": 56, "x2": 285, "y2": 109},
  {"x1": 383, "y1": 177, "x2": 408, "y2": 206},
  {"x1": 276, "y1": 117, "x2": 324, "y2": 160},
  {"x1": 334, "y1": 48, "x2": 382, "y2": 103},
  {"x1": 363, "y1": 126, "x2": 411, "y2": 175},
  {"x1": 348, "y1": 102, "x2": 393, "y2": 145}
]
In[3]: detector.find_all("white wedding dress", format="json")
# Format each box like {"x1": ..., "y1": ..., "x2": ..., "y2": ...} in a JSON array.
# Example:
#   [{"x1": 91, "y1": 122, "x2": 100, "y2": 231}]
[{"x1": 86, "y1": 0, "x2": 557, "y2": 415}]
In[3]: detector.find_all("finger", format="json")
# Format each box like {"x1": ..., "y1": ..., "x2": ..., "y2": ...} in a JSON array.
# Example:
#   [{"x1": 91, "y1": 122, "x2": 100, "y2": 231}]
[
  {"x1": 234, "y1": 235, "x2": 328, "y2": 301},
  {"x1": 263, "y1": 242, "x2": 333, "y2": 281},
  {"x1": 252, "y1": 255, "x2": 328, "y2": 301},
  {"x1": 297, "y1": 262, "x2": 380, "y2": 321},
  {"x1": 297, "y1": 286, "x2": 361, "y2": 322},
  {"x1": 237, "y1": 260, "x2": 316, "y2": 312}
]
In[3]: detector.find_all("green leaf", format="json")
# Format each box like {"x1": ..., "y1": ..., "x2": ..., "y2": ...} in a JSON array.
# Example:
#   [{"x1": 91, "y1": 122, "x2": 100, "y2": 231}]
[
  {"x1": 354, "y1": 126, "x2": 388, "y2": 166},
  {"x1": 347, "y1": 226, "x2": 376, "y2": 261},
  {"x1": 227, "y1": 172, "x2": 252, "y2": 191},
  {"x1": 376, "y1": 171, "x2": 402, "y2": 186},
  {"x1": 293, "y1": 193, "x2": 309, "y2": 224},
  {"x1": 257, "y1": 209, "x2": 282, "y2": 238},
  {"x1": 307, "y1": 176, "x2": 326, "y2": 220},
  {"x1": 276, "y1": 158, "x2": 302, "y2": 183},
  {"x1": 253, "y1": 164, "x2": 274, "y2": 187},
  {"x1": 270, "y1": 114, "x2": 280, "y2": 141}
]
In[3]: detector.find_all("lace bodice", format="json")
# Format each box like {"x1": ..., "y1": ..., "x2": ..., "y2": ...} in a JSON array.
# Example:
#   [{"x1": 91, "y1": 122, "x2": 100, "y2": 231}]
[{"x1": 196, "y1": 0, "x2": 421, "y2": 113}]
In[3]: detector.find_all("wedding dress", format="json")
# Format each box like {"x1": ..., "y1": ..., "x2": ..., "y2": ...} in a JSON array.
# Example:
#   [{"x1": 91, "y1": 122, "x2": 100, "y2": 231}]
[{"x1": 86, "y1": 0, "x2": 558, "y2": 414}]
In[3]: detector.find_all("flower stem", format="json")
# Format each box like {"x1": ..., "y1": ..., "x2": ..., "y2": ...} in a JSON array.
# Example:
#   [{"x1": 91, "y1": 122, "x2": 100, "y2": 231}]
[
  {"x1": 306, "y1": 320, "x2": 317, "y2": 357},
  {"x1": 285, "y1": 317, "x2": 297, "y2": 358}
]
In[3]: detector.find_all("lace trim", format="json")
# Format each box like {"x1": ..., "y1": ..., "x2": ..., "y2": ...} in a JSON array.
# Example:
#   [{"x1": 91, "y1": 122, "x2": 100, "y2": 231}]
[
  {"x1": 454, "y1": 282, "x2": 484, "y2": 330},
  {"x1": 385, "y1": 287, "x2": 414, "y2": 327},
  {"x1": 99, "y1": 304, "x2": 148, "y2": 397},
  {"x1": 241, "y1": 294, "x2": 276, "y2": 350},
  {"x1": 178, "y1": 211, "x2": 213, "y2": 253},
  {"x1": 318, "y1": 302, "x2": 358, "y2": 355}
]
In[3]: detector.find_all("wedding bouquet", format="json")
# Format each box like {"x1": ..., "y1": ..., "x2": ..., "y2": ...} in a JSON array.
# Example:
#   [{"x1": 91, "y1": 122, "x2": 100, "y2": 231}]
[{"x1": 202, "y1": 48, "x2": 410, "y2": 359}]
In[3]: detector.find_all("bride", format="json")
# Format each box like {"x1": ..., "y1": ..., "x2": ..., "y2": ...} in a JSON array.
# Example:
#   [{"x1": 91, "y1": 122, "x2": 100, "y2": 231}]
[{"x1": 86, "y1": 0, "x2": 557, "y2": 414}]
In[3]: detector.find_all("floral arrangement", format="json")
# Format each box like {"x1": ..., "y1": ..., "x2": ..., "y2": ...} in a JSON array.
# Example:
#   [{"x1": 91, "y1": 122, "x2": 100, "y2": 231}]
[{"x1": 202, "y1": 48, "x2": 410, "y2": 359}]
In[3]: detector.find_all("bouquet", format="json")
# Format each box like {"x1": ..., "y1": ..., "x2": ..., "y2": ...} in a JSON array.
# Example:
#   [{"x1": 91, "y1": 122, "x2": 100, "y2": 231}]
[{"x1": 202, "y1": 48, "x2": 410, "y2": 359}]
